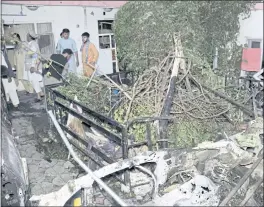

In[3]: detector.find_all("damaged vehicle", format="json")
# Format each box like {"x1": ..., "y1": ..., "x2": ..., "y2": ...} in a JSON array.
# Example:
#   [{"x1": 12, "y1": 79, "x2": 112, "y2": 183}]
[
  {"x1": 1, "y1": 83, "x2": 30, "y2": 206},
  {"x1": 30, "y1": 115, "x2": 263, "y2": 206}
]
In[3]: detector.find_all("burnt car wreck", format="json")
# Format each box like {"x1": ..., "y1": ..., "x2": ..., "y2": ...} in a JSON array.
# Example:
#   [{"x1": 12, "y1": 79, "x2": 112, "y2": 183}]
[
  {"x1": 1, "y1": 86, "x2": 29, "y2": 206},
  {"x1": 28, "y1": 82, "x2": 263, "y2": 206},
  {"x1": 30, "y1": 132, "x2": 263, "y2": 206}
]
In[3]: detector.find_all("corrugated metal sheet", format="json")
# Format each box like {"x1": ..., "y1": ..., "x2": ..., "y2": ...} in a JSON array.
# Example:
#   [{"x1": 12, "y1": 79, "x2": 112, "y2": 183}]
[{"x1": 1, "y1": 1, "x2": 127, "y2": 8}]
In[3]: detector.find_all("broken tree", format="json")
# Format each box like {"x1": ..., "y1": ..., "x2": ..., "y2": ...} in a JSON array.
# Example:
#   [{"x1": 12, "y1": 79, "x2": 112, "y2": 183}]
[
  {"x1": 113, "y1": 1, "x2": 257, "y2": 147},
  {"x1": 159, "y1": 33, "x2": 185, "y2": 148}
]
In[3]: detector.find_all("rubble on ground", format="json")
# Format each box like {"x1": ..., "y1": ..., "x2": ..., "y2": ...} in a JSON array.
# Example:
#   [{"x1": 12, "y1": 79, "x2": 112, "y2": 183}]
[{"x1": 30, "y1": 118, "x2": 263, "y2": 206}]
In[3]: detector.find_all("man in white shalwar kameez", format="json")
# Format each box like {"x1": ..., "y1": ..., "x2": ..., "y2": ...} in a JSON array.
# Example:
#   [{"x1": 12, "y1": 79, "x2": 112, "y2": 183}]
[
  {"x1": 1, "y1": 51, "x2": 20, "y2": 107},
  {"x1": 24, "y1": 32, "x2": 44, "y2": 102}
]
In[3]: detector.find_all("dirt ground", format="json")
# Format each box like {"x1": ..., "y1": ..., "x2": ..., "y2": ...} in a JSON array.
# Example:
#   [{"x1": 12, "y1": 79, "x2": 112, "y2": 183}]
[{"x1": 9, "y1": 91, "x2": 79, "y2": 197}]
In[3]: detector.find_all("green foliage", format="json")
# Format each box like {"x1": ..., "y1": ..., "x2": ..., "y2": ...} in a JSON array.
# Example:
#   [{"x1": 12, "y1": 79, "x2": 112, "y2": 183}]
[
  {"x1": 168, "y1": 119, "x2": 218, "y2": 148},
  {"x1": 55, "y1": 74, "x2": 111, "y2": 115},
  {"x1": 114, "y1": 102, "x2": 154, "y2": 142},
  {"x1": 113, "y1": 1, "x2": 255, "y2": 147},
  {"x1": 114, "y1": 1, "x2": 254, "y2": 73}
]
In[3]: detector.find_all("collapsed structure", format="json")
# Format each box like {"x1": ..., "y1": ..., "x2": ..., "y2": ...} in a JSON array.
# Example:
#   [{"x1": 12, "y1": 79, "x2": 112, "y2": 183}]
[{"x1": 30, "y1": 117, "x2": 263, "y2": 206}]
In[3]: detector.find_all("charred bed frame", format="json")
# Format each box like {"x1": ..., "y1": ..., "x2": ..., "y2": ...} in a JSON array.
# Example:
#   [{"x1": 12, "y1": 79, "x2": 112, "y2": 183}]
[{"x1": 44, "y1": 72, "x2": 173, "y2": 186}]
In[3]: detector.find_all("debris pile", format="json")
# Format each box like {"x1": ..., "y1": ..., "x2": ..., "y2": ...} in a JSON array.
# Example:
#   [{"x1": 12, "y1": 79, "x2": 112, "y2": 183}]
[{"x1": 30, "y1": 117, "x2": 263, "y2": 206}]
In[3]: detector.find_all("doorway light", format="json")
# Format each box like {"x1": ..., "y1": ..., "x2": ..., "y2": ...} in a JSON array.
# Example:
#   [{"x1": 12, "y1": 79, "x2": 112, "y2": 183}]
[
  {"x1": 26, "y1": 5, "x2": 39, "y2": 11},
  {"x1": 103, "y1": 8, "x2": 113, "y2": 12}
]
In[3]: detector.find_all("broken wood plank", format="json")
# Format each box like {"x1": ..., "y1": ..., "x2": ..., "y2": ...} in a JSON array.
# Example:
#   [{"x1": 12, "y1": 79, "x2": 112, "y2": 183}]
[{"x1": 159, "y1": 34, "x2": 183, "y2": 148}]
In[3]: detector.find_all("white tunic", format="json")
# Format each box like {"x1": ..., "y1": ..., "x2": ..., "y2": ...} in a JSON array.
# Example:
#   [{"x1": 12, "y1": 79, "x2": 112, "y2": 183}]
[
  {"x1": 23, "y1": 41, "x2": 42, "y2": 82},
  {"x1": 1, "y1": 52, "x2": 20, "y2": 106}
]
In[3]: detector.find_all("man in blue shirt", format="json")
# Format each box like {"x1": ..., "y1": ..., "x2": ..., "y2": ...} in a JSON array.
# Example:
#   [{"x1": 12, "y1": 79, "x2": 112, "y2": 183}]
[{"x1": 56, "y1": 28, "x2": 79, "y2": 74}]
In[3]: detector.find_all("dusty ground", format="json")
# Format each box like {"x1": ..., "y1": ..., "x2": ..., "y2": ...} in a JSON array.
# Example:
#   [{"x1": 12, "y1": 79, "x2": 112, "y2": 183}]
[{"x1": 9, "y1": 91, "x2": 79, "y2": 196}]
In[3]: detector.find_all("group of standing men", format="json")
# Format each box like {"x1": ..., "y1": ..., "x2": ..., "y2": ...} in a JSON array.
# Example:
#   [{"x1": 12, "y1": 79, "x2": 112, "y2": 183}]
[
  {"x1": 1, "y1": 28, "x2": 99, "y2": 108},
  {"x1": 1, "y1": 31, "x2": 43, "y2": 107},
  {"x1": 56, "y1": 28, "x2": 99, "y2": 77}
]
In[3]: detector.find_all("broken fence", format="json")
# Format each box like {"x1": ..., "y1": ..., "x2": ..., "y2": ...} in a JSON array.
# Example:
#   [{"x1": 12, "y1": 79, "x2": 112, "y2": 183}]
[{"x1": 44, "y1": 82, "x2": 173, "y2": 185}]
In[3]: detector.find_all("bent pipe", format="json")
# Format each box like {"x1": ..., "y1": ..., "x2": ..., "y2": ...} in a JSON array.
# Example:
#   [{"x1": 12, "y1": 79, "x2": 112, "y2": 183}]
[
  {"x1": 48, "y1": 110, "x2": 128, "y2": 207},
  {"x1": 30, "y1": 149, "x2": 165, "y2": 206}
]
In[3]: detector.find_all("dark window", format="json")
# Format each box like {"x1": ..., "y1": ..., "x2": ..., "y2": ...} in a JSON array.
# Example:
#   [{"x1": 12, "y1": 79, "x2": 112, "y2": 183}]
[
  {"x1": 37, "y1": 33, "x2": 55, "y2": 55},
  {"x1": 98, "y1": 20, "x2": 113, "y2": 34},
  {"x1": 112, "y1": 62, "x2": 116, "y2": 73},
  {"x1": 37, "y1": 22, "x2": 55, "y2": 55},
  {"x1": 251, "y1": 41, "x2": 261, "y2": 48},
  {"x1": 248, "y1": 39, "x2": 262, "y2": 49},
  {"x1": 98, "y1": 20, "x2": 118, "y2": 72},
  {"x1": 99, "y1": 36, "x2": 111, "y2": 49},
  {"x1": 38, "y1": 35, "x2": 51, "y2": 50},
  {"x1": 111, "y1": 35, "x2": 115, "y2": 48}
]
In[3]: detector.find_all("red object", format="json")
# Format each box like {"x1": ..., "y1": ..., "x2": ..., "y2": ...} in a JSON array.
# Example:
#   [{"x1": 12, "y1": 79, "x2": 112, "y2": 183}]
[
  {"x1": 241, "y1": 48, "x2": 261, "y2": 72},
  {"x1": 254, "y1": 3, "x2": 263, "y2": 10}
]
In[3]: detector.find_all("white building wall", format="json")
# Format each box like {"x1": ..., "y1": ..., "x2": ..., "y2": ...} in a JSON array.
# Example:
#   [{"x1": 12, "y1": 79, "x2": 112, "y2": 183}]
[
  {"x1": 238, "y1": 9, "x2": 263, "y2": 73},
  {"x1": 238, "y1": 9, "x2": 263, "y2": 47},
  {"x1": 2, "y1": 4, "x2": 118, "y2": 75},
  {"x1": 4, "y1": 4, "x2": 262, "y2": 75}
]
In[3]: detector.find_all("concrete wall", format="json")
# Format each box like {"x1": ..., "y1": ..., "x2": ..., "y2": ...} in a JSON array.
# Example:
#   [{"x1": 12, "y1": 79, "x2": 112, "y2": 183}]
[
  {"x1": 238, "y1": 8, "x2": 263, "y2": 73},
  {"x1": 3, "y1": 4, "x2": 263, "y2": 75},
  {"x1": 238, "y1": 9, "x2": 263, "y2": 47},
  {"x1": 2, "y1": 4, "x2": 118, "y2": 74}
]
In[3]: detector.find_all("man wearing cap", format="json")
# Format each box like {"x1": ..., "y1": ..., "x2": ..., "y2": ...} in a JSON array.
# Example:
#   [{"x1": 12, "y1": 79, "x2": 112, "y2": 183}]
[
  {"x1": 24, "y1": 31, "x2": 44, "y2": 102},
  {"x1": 56, "y1": 28, "x2": 79, "y2": 74},
  {"x1": 13, "y1": 33, "x2": 34, "y2": 93}
]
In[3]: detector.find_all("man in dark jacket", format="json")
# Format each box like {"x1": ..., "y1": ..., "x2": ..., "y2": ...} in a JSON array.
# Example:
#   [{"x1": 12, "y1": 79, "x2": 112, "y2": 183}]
[
  {"x1": 43, "y1": 48, "x2": 73, "y2": 82},
  {"x1": 1, "y1": 41, "x2": 15, "y2": 79}
]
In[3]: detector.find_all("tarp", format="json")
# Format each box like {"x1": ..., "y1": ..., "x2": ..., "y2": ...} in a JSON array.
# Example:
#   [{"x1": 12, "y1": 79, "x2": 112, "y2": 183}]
[{"x1": 241, "y1": 48, "x2": 262, "y2": 72}]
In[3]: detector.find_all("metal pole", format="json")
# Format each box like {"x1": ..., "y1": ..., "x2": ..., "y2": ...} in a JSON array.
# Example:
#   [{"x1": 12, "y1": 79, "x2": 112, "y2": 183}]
[
  {"x1": 47, "y1": 110, "x2": 128, "y2": 207},
  {"x1": 239, "y1": 178, "x2": 263, "y2": 206},
  {"x1": 252, "y1": 87, "x2": 257, "y2": 119},
  {"x1": 86, "y1": 66, "x2": 97, "y2": 89},
  {"x1": 43, "y1": 75, "x2": 48, "y2": 112}
]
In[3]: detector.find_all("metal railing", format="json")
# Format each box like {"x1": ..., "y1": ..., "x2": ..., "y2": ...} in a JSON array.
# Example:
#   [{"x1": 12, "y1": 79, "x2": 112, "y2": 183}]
[
  {"x1": 45, "y1": 82, "x2": 176, "y2": 162},
  {"x1": 48, "y1": 110, "x2": 128, "y2": 206},
  {"x1": 45, "y1": 83, "x2": 128, "y2": 165},
  {"x1": 44, "y1": 69, "x2": 176, "y2": 195}
]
